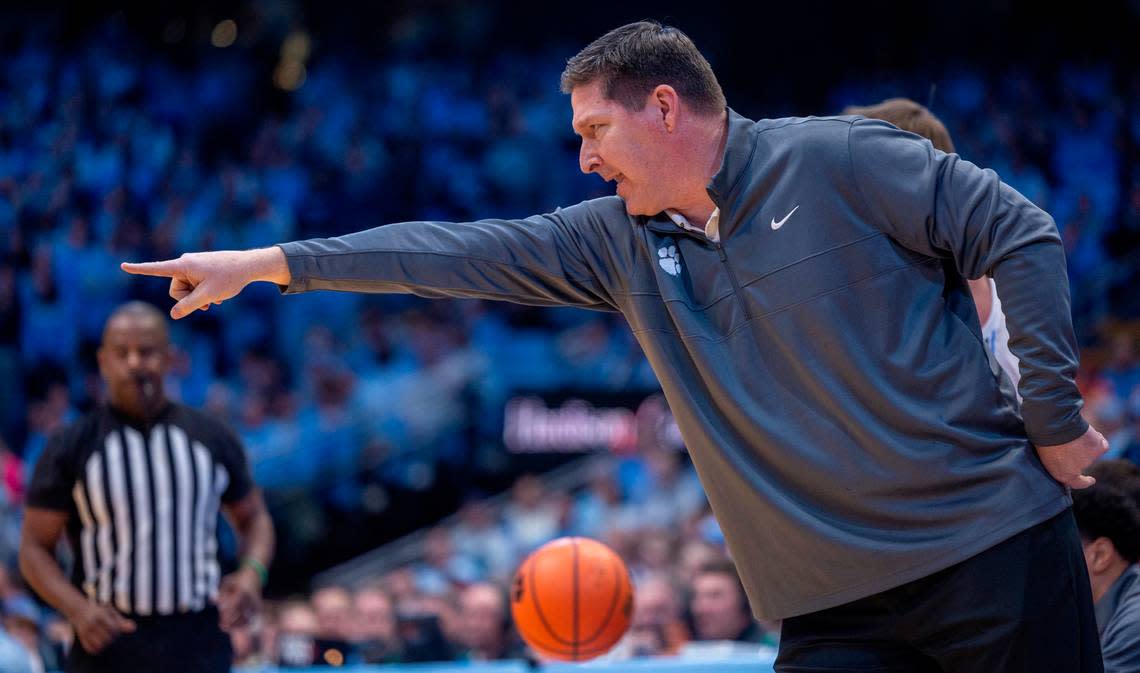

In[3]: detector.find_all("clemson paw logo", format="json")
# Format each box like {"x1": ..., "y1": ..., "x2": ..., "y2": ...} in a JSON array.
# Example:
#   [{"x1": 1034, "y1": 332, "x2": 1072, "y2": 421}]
[{"x1": 657, "y1": 244, "x2": 681, "y2": 276}]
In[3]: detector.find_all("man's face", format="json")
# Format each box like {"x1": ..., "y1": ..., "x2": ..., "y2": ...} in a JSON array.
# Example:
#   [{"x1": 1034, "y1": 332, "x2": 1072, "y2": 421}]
[
  {"x1": 632, "y1": 578, "x2": 678, "y2": 628},
  {"x1": 459, "y1": 586, "x2": 505, "y2": 650},
  {"x1": 571, "y1": 80, "x2": 677, "y2": 217},
  {"x1": 312, "y1": 588, "x2": 354, "y2": 640},
  {"x1": 354, "y1": 591, "x2": 396, "y2": 641},
  {"x1": 97, "y1": 314, "x2": 170, "y2": 418},
  {"x1": 690, "y1": 573, "x2": 749, "y2": 641}
]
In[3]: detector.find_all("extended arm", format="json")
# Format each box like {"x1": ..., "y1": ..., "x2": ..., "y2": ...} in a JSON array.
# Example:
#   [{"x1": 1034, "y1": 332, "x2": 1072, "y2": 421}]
[{"x1": 123, "y1": 203, "x2": 624, "y2": 319}]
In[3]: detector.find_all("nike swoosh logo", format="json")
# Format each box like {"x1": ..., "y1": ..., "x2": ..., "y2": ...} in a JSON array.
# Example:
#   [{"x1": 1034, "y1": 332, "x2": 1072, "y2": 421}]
[{"x1": 771, "y1": 205, "x2": 800, "y2": 230}]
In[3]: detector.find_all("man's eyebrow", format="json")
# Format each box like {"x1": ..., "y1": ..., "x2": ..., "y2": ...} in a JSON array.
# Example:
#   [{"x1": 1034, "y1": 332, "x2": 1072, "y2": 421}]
[{"x1": 571, "y1": 114, "x2": 600, "y2": 133}]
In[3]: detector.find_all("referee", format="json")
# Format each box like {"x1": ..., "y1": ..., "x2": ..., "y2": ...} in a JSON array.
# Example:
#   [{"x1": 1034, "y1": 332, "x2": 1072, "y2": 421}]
[{"x1": 18, "y1": 301, "x2": 275, "y2": 673}]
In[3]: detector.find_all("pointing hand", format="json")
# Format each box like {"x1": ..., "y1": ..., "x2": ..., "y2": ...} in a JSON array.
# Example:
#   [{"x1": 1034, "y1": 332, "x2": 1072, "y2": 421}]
[{"x1": 121, "y1": 248, "x2": 289, "y2": 319}]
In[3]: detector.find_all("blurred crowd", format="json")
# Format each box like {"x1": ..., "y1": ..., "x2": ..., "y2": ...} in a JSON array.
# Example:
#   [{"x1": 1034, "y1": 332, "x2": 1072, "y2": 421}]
[
  {"x1": 202, "y1": 450, "x2": 780, "y2": 668},
  {"x1": 1, "y1": 2, "x2": 1140, "y2": 670},
  {"x1": 2, "y1": 4, "x2": 1140, "y2": 556}
]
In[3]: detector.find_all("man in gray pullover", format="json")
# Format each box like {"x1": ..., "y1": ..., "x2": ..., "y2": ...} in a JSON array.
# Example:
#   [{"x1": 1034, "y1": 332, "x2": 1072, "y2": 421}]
[{"x1": 124, "y1": 21, "x2": 1107, "y2": 672}]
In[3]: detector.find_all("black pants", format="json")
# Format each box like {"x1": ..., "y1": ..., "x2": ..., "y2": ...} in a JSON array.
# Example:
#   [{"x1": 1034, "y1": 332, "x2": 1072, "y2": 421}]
[
  {"x1": 776, "y1": 510, "x2": 1102, "y2": 673},
  {"x1": 67, "y1": 606, "x2": 232, "y2": 673}
]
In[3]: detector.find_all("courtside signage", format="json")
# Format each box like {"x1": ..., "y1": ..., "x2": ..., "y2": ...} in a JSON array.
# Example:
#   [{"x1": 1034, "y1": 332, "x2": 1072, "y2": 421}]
[{"x1": 502, "y1": 393, "x2": 683, "y2": 453}]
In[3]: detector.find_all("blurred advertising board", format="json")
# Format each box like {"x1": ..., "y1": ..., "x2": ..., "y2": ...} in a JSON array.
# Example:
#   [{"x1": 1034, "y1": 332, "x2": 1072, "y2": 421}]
[{"x1": 502, "y1": 390, "x2": 683, "y2": 454}]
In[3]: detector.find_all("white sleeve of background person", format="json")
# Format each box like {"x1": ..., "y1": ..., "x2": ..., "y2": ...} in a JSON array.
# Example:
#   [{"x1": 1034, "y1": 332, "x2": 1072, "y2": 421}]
[
  {"x1": 848, "y1": 118, "x2": 1086, "y2": 447},
  {"x1": 980, "y1": 278, "x2": 1022, "y2": 400}
]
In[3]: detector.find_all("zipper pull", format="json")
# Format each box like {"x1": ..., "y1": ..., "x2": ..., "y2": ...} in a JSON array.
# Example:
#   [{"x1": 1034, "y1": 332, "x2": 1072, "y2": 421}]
[{"x1": 716, "y1": 244, "x2": 727, "y2": 261}]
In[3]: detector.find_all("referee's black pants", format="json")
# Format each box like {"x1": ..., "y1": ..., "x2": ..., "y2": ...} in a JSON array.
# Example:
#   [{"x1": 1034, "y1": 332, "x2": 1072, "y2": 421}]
[
  {"x1": 67, "y1": 605, "x2": 232, "y2": 673},
  {"x1": 775, "y1": 509, "x2": 1103, "y2": 673}
]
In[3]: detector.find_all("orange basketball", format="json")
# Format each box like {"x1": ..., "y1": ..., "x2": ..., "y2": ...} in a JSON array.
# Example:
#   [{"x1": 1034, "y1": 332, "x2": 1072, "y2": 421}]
[{"x1": 510, "y1": 537, "x2": 633, "y2": 661}]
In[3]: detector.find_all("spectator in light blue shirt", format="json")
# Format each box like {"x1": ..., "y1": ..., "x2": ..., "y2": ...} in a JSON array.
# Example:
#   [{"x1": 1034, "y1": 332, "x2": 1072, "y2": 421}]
[{"x1": 0, "y1": 628, "x2": 34, "y2": 673}]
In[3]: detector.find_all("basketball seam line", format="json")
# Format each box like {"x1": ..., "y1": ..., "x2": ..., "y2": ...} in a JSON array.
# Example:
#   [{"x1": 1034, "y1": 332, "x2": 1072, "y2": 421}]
[
  {"x1": 577, "y1": 552, "x2": 625, "y2": 645},
  {"x1": 528, "y1": 554, "x2": 575, "y2": 647}
]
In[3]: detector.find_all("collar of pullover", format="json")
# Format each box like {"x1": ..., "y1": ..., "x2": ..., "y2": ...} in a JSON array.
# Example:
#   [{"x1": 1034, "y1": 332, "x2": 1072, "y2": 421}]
[{"x1": 706, "y1": 107, "x2": 759, "y2": 211}]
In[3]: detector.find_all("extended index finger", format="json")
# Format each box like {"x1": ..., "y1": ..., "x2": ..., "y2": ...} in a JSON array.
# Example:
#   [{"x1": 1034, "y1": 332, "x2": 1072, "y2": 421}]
[{"x1": 121, "y1": 260, "x2": 181, "y2": 278}]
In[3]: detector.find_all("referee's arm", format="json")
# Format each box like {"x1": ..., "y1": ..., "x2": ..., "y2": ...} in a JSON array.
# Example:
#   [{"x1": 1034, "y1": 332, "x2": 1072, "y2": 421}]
[
  {"x1": 21, "y1": 428, "x2": 137, "y2": 655},
  {"x1": 216, "y1": 488, "x2": 274, "y2": 630},
  {"x1": 19, "y1": 508, "x2": 137, "y2": 654}
]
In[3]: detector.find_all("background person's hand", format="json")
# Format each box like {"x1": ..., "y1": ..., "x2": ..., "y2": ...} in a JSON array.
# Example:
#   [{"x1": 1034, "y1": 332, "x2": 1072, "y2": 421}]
[
  {"x1": 121, "y1": 247, "x2": 289, "y2": 319},
  {"x1": 1035, "y1": 425, "x2": 1109, "y2": 489},
  {"x1": 216, "y1": 567, "x2": 262, "y2": 632},
  {"x1": 70, "y1": 602, "x2": 136, "y2": 654}
]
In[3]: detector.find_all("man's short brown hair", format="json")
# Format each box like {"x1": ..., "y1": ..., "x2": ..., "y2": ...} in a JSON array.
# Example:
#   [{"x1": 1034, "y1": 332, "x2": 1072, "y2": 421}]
[
  {"x1": 1072, "y1": 483, "x2": 1140, "y2": 563},
  {"x1": 1088, "y1": 459, "x2": 1140, "y2": 508},
  {"x1": 843, "y1": 97, "x2": 955, "y2": 153},
  {"x1": 560, "y1": 21, "x2": 726, "y2": 117}
]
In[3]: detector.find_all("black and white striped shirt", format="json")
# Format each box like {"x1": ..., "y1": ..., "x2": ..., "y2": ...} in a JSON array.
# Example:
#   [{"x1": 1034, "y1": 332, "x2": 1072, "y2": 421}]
[{"x1": 27, "y1": 403, "x2": 253, "y2": 617}]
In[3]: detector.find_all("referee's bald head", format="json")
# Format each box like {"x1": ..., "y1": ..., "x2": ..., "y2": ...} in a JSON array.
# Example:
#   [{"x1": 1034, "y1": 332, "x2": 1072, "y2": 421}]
[{"x1": 102, "y1": 301, "x2": 170, "y2": 345}]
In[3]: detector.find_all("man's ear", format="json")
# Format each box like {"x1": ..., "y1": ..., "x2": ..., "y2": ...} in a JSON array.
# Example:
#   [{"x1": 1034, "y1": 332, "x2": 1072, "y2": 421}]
[
  {"x1": 651, "y1": 85, "x2": 680, "y2": 132},
  {"x1": 1087, "y1": 537, "x2": 1116, "y2": 573}
]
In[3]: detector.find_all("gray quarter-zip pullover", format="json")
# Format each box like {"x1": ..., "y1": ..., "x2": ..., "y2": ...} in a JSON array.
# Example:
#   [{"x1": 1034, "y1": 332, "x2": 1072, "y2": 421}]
[{"x1": 279, "y1": 110, "x2": 1086, "y2": 619}]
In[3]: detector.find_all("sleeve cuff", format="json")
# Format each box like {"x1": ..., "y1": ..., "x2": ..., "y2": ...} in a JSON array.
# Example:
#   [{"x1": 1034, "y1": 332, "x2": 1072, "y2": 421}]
[
  {"x1": 274, "y1": 242, "x2": 310, "y2": 295},
  {"x1": 1026, "y1": 415, "x2": 1089, "y2": 447}
]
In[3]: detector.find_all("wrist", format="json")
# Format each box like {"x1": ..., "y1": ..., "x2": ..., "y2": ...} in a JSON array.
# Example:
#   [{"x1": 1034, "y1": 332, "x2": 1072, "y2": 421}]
[
  {"x1": 234, "y1": 567, "x2": 262, "y2": 592},
  {"x1": 254, "y1": 246, "x2": 291, "y2": 286},
  {"x1": 239, "y1": 556, "x2": 269, "y2": 588},
  {"x1": 61, "y1": 596, "x2": 93, "y2": 623}
]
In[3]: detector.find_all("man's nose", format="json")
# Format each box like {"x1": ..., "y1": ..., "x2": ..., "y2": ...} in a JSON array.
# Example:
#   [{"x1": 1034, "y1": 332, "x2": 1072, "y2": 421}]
[
  {"x1": 126, "y1": 351, "x2": 142, "y2": 369},
  {"x1": 579, "y1": 144, "x2": 600, "y2": 175}
]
